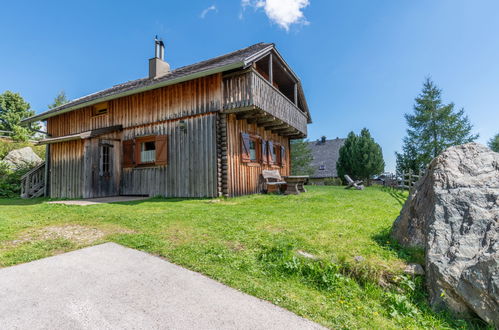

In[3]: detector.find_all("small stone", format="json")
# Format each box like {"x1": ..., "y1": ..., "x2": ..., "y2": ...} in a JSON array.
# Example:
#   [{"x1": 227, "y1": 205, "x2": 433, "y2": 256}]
[
  {"x1": 353, "y1": 255, "x2": 365, "y2": 262},
  {"x1": 296, "y1": 250, "x2": 317, "y2": 260},
  {"x1": 404, "y1": 263, "x2": 425, "y2": 276}
]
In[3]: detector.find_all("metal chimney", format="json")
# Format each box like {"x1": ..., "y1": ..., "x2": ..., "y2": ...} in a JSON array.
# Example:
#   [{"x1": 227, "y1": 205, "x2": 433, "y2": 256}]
[{"x1": 149, "y1": 36, "x2": 170, "y2": 79}]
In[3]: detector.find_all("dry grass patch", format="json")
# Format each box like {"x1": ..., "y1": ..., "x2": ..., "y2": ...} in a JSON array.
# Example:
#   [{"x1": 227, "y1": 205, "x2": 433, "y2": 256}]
[{"x1": 3, "y1": 224, "x2": 134, "y2": 248}]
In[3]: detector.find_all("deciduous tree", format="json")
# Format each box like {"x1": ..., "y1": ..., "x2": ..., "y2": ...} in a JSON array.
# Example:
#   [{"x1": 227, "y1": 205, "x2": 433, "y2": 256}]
[{"x1": 0, "y1": 91, "x2": 38, "y2": 141}]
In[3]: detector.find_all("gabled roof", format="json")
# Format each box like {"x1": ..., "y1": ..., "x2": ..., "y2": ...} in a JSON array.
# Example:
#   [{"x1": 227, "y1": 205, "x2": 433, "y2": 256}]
[
  {"x1": 23, "y1": 42, "x2": 310, "y2": 124},
  {"x1": 308, "y1": 138, "x2": 346, "y2": 178}
]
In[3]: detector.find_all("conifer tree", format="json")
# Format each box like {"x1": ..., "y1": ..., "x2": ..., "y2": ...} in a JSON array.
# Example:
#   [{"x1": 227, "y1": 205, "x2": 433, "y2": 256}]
[
  {"x1": 48, "y1": 91, "x2": 69, "y2": 109},
  {"x1": 337, "y1": 128, "x2": 384, "y2": 182},
  {"x1": 290, "y1": 139, "x2": 314, "y2": 175},
  {"x1": 396, "y1": 78, "x2": 478, "y2": 173},
  {"x1": 488, "y1": 133, "x2": 499, "y2": 152}
]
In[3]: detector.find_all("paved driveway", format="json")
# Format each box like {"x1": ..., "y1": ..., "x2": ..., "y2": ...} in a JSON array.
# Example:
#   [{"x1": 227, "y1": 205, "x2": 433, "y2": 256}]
[{"x1": 0, "y1": 243, "x2": 323, "y2": 330}]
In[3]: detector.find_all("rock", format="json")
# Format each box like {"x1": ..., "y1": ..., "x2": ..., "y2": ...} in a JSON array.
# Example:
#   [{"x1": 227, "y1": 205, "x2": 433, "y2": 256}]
[
  {"x1": 391, "y1": 143, "x2": 499, "y2": 326},
  {"x1": 296, "y1": 250, "x2": 317, "y2": 260},
  {"x1": 403, "y1": 263, "x2": 425, "y2": 276},
  {"x1": 2, "y1": 147, "x2": 42, "y2": 169},
  {"x1": 353, "y1": 255, "x2": 365, "y2": 262}
]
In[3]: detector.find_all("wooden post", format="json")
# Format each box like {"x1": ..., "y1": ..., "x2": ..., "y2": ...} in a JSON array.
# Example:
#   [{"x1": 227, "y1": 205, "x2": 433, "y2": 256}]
[
  {"x1": 268, "y1": 54, "x2": 273, "y2": 85},
  {"x1": 409, "y1": 169, "x2": 413, "y2": 191},
  {"x1": 294, "y1": 83, "x2": 298, "y2": 105},
  {"x1": 44, "y1": 144, "x2": 50, "y2": 197}
]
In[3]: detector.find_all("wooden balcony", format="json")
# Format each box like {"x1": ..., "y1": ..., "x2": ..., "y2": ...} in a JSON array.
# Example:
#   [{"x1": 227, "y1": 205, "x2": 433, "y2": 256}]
[{"x1": 222, "y1": 70, "x2": 308, "y2": 137}]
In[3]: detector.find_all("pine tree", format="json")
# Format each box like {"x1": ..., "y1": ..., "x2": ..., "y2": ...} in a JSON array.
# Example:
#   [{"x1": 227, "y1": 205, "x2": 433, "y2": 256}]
[
  {"x1": 48, "y1": 91, "x2": 69, "y2": 109},
  {"x1": 290, "y1": 139, "x2": 314, "y2": 175},
  {"x1": 337, "y1": 128, "x2": 384, "y2": 182},
  {"x1": 488, "y1": 133, "x2": 499, "y2": 152},
  {"x1": 396, "y1": 78, "x2": 478, "y2": 172},
  {"x1": 0, "y1": 91, "x2": 39, "y2": 141}
]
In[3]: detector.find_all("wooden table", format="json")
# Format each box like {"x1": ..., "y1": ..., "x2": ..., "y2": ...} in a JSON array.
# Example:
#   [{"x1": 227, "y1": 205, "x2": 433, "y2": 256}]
[{"x1": 282, "y1": 176, "x2": 308, "y2": 195}]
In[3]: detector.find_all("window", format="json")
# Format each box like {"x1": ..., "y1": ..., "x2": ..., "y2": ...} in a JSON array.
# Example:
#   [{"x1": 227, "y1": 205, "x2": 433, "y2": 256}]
[
  {"x1": 319, "y1": 165, "x2": 325, "y2": 170},
  {"x1": 100, "y1": 143, "x2": 112, "y2": 176},
  {"x1": 123, "y1": 135, "x2": 168, "y2": 168},
  {"x1": 92, "y1": 102, "x2": 108, "y2": 116},
  {"x1": 140, "y1": 140, "x2": 156, "y2": 163},
  {"x1": 249, "y1": 139, "x2": 257, "y2": 162},
  {"x1": 241, "y1": 133, "x2": 261, "y2": 163}
]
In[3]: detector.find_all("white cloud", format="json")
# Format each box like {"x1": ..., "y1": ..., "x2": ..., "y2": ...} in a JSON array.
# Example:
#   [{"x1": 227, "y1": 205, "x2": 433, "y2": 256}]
[
  {"x1": 241, "y1": 0, "x2": 310, "y2": 31},
  {"x1": 200, "y1": 5, "x2": 217, "y2": 19}
]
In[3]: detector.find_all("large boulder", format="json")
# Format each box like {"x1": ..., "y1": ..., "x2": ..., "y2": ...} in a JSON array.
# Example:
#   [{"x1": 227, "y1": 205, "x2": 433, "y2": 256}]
[
  {"x1": 2, "y1": 147, "x2": 42, "y2": 170},
  {"x1": 392, "y1": 143, "x2": 499, "y2": 326}
]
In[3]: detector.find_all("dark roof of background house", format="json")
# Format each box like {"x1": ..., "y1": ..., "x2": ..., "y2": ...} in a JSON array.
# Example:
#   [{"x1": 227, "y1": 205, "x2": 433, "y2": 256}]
[
  {"x1": 23, "y1": 42, "x2": 310, "y2": 124},
  {"x1": 308, "y1": 138, "x2": 346, "y2": 178}
]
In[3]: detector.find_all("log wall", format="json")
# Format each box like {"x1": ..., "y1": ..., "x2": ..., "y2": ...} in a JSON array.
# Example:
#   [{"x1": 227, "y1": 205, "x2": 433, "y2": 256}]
[
  {"x1": 225, "y1": 114, "x2": 290, "y2": 196},
  {"x1": 47, "y1": 74, "x2": 222, "y2": 137},
  {"x1": 120, "y1": 114, "x2": 218, "y2": 197}
]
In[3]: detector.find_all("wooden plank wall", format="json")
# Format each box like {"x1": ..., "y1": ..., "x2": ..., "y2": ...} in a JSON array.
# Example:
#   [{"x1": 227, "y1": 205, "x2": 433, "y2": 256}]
[
  {"x1": 120, "y1": 114, "x2": 218, "y2": 198},
  {"x1": 46, "y1": 74, "x2": 222, "y2": 137},
  {"x1": 50, "y1": 140, "x2": 84, "y2": 198},
  {"x1": 225, "y1": 114, "x2": 290, "y2": 196}
]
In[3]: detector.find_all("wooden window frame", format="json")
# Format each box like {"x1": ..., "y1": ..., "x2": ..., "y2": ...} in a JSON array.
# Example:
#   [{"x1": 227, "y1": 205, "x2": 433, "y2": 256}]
[
  {"x1": 99, "y1": 142, "x2": 113, "y2": 177},
  {"x1": 135, "y1": 136, "x2": 157, "y2": 166},
  {"x1": 92, "y1": 102, "x2": 109, "y2": 117},
  {"x1": 241, "y1": 132, "x2": 262, "y2": 165},
  {"x1": 122, "y1": 134, "x2": 168, "y2": 168}
]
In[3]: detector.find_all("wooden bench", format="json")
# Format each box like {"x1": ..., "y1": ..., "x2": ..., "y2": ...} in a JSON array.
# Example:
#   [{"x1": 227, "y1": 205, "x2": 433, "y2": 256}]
[
  {"x1": 344, "y1": 175, "x2": 364, "y2": 190},
  {"x1": 261, "y1": 170, "x2": 287, "y2": 193}
]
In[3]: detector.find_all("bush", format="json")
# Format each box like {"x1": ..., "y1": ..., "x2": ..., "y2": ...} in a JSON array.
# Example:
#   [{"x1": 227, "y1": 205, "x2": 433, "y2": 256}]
[
  {"x1": 324, "y1": 177, "x2": 343, "y2": 186},
  {"x1": 0, "y1": 162, "x2": 34, "y2": 198}
]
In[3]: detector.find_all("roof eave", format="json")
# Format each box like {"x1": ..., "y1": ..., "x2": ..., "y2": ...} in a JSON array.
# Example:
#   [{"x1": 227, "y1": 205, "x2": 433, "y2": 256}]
[{"x1": 22, "y1": 61, "x2": 245, "y2": 124}]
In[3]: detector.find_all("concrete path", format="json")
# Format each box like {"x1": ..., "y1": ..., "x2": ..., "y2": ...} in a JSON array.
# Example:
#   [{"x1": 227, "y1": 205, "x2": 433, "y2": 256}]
[
  {"x1": 47, "y1": 196, "x2": 149, "y2": 206},
  {"x1": 0, "y1": 243, "x2": 324, "y2": 330}
]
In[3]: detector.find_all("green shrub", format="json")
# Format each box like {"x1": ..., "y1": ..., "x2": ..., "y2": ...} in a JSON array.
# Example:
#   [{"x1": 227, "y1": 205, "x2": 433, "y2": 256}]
[
  {"x1": 324, "y1": 177, "x2": 343, "y2": 186},
  {"x1": 0, "y1": 162, "x2": 34, "y2": 198}
]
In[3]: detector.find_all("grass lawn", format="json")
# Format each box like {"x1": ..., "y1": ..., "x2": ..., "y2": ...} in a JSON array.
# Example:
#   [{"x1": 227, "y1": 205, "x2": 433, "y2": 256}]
[{"x1": 0, "y1": 186, "x2": 486, "y2": 329}]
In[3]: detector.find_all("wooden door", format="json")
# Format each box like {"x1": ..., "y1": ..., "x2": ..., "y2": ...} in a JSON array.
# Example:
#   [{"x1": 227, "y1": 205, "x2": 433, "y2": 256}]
[{"x1": 84, "y1": 138, "x2": 121, "y2": 198}]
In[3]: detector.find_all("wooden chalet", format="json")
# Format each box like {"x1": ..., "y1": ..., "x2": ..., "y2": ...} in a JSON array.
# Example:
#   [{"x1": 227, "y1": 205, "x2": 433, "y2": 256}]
[{"x1": 21, "y1": 41, "x2": 311, "y2": 198}]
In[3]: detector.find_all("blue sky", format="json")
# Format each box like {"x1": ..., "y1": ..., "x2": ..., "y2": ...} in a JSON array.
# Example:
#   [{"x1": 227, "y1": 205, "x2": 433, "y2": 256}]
[{"x1": 1, "y1": 0, "x2": 498, "y2": 171}]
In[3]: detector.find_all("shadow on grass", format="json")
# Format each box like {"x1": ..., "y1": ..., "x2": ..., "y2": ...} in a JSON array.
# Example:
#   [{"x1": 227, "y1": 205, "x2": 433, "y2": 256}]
[
  {"x1": 372, "y1": 227, "x2": 425, "y2": 265},
  {"x1": 381, "y1": 187, "x2": 408, "y2": 206},
  {"x1": 0, "y1": 197, "x2": 49, "y2": 206}
]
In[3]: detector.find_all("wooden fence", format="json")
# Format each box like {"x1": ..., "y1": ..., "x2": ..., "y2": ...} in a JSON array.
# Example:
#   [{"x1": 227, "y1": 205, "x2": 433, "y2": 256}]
[{"x1": 383, "y1": 169, "x2": 424, "y2": 193}]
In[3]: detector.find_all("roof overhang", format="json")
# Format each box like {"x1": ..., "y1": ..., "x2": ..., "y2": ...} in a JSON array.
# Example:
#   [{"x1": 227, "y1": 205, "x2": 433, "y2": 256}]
[
  {"x1": 22, "y1": 61, "x2": 245, "y2": 124},
  {"x1": 37, "y1": 125, "x2": 123, "y2": 145}
]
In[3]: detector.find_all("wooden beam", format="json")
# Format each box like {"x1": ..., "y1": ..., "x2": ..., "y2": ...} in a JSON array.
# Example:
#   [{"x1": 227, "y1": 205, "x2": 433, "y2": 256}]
[
  {"x1": 267, "y1": 124, "x2": 289, "y2": 131},
  {"x1": 273, "y1": 127, "x2": 295, "y2": 133},
  {"x1": 236, "y1": 110, "x2": 260, "y2": 120},
  {"x1": 256, "y1": 116, "x2": 276, "y2": 126},
  {"x1": 262, "y1": 119, "x2": 283, "y2": 128},
  {"x1": 246, "y1": 113, "x2": 269, "y2": 124},
  {"x1": 268, "y1": 54, "x2": 273, "y2": 85}
]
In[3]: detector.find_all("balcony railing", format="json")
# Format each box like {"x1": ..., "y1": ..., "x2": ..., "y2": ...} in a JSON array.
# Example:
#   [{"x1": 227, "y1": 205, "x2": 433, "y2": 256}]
[{"x1": 223, "y1": 70, "x2": 308, "y2": 135}]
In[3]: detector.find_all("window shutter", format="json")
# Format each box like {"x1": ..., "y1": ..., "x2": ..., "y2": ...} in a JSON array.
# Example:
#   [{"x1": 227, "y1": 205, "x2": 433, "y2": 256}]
[
  {"x1": 280, "y1": 145, "x2": 286, "y2": 167},
  {"x1": 268, "y1": 141, "x2": 274, "y2": 165},
  {"x1": 155, "y1": 135, "x2": 168, "y2": 165},
  {"x1": 122, "y1": 140, "x2": 135, "y2": 168},
  {"x1": 241, "y1": 133, "x2": 251, "y2": 163},
  {"x1": 261, "y1": 139, "x2": 268, "y2": 164}
]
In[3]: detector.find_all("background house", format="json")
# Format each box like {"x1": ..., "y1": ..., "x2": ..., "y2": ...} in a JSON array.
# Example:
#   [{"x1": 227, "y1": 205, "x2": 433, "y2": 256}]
[{"x1": 308, "y1": 136, "x2": 345, "y2": 184}]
